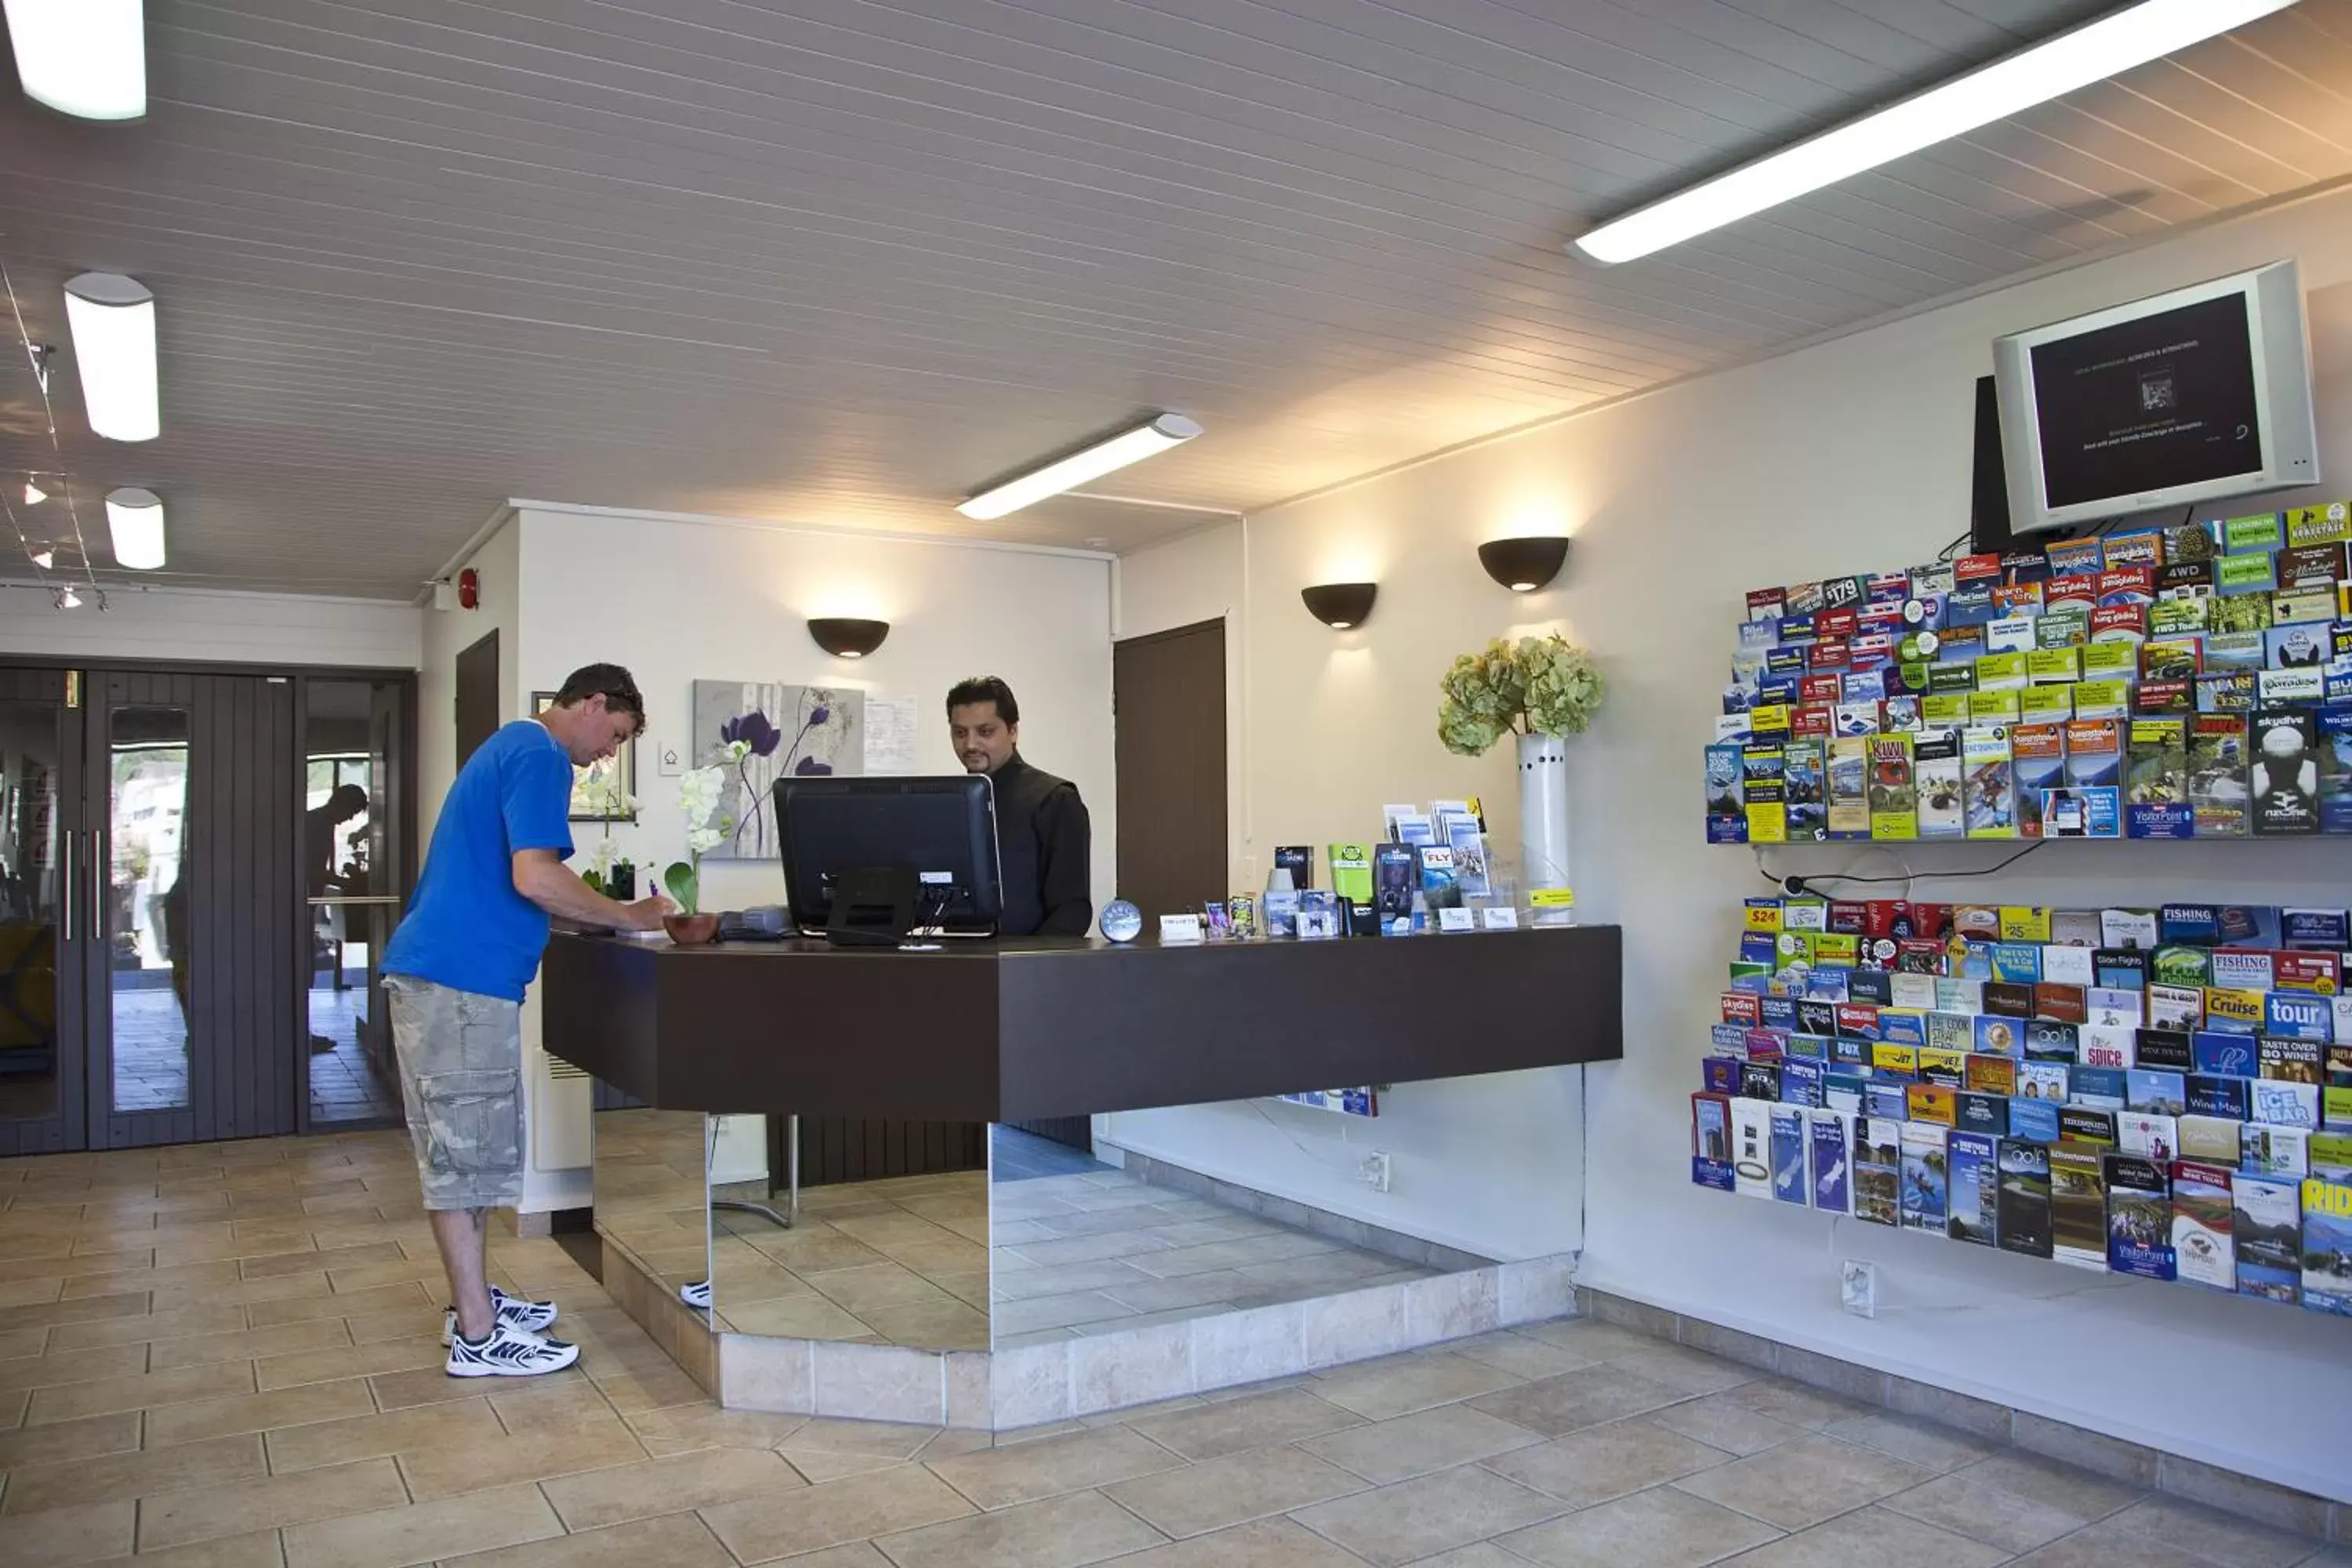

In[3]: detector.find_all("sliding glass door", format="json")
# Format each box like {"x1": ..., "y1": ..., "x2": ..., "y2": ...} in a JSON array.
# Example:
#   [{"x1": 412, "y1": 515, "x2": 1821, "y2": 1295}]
[{"x1": 0, "y1": 669, "x2": 88, "y2": 1156}]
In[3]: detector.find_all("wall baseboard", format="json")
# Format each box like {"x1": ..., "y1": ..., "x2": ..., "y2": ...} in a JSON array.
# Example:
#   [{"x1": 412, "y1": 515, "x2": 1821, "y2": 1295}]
[{"x1": 1577, "y1": 1287, "x2": 2345, "y2": 1545}]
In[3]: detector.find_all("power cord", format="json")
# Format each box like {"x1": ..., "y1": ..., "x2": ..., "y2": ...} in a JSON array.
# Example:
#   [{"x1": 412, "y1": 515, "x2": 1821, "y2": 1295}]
[{"x1": 1755, "y1": 839, "x2": 2044, "y2": 898}]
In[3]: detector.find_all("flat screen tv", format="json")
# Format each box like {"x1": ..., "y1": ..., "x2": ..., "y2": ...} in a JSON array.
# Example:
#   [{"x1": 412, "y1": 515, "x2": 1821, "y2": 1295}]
[{"x1": 1992, "y1": 260, "x2": 2318, "y2": 536}]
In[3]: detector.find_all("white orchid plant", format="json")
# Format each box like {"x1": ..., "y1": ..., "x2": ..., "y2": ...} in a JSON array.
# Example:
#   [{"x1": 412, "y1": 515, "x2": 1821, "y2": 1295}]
[
  {"x1": 664, "y1": 742, "x2": 745, "y2": 916},
  {"x1": 575, "y1": 775, "x2": 637, "y2": 896}
]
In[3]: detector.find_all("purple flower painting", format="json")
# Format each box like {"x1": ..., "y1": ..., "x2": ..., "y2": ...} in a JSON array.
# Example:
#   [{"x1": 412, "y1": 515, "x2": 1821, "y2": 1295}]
[{"x1": 690, "y1": 681, "x2": 866, "y2": 859}]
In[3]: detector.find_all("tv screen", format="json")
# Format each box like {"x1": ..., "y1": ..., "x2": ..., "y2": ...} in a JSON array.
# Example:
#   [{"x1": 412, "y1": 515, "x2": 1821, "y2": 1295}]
[
  {"x1": 1992, "y1": 260, "x2": 2318, "y2": 535},
  {"x1": 2028, "y1": 292, "x2": 2261, "y2": 510}
]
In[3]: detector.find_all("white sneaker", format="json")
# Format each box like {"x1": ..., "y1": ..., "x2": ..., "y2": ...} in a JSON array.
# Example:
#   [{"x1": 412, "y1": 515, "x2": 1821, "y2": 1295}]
[
  {"x1": 680, "y1": 1279, "x2": 712, "y2": 1309},
  {"x1": 441, "y1": 1286, "x2": 559, "y2": 1347},
  {"x1": 445, "y1": 1322, "x2": 581, "y2": 1378}
]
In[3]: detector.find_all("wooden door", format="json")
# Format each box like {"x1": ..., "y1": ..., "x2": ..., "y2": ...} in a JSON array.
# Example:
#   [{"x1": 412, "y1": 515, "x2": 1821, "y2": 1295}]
[
  {"x1": 456, "y1": 630, "x2": 500, "y2": 768},
  {"x1": 1112, "y1": 619, "x2": 1229, "y2": 918}
]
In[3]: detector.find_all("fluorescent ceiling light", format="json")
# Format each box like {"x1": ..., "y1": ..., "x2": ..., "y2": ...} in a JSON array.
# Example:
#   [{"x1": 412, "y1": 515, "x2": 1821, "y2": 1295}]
[
  {"x1": 2, "y1": 0, "x2": 145, "y2": 120},
  {"x1": 105, "y1": 485, "x2": 165, "y2": 569},
  {"x1": 1571, "y1": 0, "x2": 2299, "y2": 264},
  {"x1": 957, "y1": 413, "x2": 1202, "y2": 521},
  {"x1": 24, "y1": 480, "x2": 46, "y2": 505},
  {"x1": 64, "y1": 272, "x2": 159, "y2": 441}
]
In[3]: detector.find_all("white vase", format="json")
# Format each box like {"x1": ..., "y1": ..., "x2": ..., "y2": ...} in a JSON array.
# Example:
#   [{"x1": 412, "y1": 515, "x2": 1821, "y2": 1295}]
[{"x1": 1517, "y1": 731, "x2": 1571, "y2": 891}]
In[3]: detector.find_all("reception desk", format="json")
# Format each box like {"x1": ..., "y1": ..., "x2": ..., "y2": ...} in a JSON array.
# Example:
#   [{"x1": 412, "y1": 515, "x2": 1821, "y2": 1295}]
[
  {"x1": 543, "y1": 924, "x2": 1623, "y2": 1428},
  {"x1": 544, "y1": 924, "x2": 1624, "y2": 1120}
]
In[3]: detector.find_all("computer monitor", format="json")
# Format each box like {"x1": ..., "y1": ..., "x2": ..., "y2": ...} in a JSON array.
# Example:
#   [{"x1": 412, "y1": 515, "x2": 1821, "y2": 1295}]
[{"x1": 775, "y1": 775, "x2": 1003, "y2": 941}]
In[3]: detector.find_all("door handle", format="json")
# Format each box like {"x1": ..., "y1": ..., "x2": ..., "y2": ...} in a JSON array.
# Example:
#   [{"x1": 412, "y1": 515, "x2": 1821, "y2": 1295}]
[{"x1": 60, "y1": 830, "x2": 72, "y2": 944}]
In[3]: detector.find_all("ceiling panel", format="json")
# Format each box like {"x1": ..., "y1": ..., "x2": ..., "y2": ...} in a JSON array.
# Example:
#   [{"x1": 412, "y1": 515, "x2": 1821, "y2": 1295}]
[{"x1": 0, "y1": 0, "x2": 2347, "y2": 599}]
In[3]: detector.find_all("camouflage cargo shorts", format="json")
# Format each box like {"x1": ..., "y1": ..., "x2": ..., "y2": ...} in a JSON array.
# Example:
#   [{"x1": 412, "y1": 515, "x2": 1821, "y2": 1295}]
[{"x1": 383, "y1": 975, "x2": 524, "y2": 1210}]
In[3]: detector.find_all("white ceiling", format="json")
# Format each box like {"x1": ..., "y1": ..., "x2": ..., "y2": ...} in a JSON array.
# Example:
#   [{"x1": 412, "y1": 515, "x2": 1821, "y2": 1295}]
[{"x1": 3, "y1": 0, "x2": 2351, "y2": 599}]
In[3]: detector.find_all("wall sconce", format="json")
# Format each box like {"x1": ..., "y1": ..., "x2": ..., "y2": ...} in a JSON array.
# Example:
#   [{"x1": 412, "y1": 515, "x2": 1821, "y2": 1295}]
[
  {"x1": 1300, "y1": 583, "x2": 1377, "y2": 630},
  {"x1": 1477, "y1": 536, "x2": 1571, "y2": 593},
  {"x1": 807, "y1": 617, "x2": 890, "y2": 659}
]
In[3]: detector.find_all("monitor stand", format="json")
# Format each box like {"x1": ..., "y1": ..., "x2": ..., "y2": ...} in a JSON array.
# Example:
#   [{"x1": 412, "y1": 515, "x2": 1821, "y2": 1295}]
[{"x1": 825, "y1": 866, "x2": 922, "y2": 946}]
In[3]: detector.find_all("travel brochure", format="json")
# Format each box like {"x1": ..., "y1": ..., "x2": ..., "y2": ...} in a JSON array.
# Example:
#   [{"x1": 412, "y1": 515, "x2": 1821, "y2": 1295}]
[
  {"x1": 1710, "y1": 503, "x2": 2352, "y2": 843},
  {"x1": 1196, "y1": 799, "x2": 1546, "y2": 942},
  {"x1": 1693, "y1": 894, "x2": 2352, "y2": 1319}
]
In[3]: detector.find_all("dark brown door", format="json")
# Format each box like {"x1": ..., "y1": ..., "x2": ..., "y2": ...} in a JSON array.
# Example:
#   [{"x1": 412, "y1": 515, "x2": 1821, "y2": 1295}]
[
  {"x1": 456, "y1": 630, "x2": 500, "y2": 768},
  {"x1": 1113, "y1": 619, "x2": 1229, "y2": 918},
  {"x1": 0, "y1": 668, "x2": 89, "y2": 1156}
]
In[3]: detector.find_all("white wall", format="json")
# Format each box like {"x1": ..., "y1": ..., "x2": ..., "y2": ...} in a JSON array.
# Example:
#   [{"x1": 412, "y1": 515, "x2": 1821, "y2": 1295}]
[
  {"x1": 0, "y1": 583, "x2": 420, "y2": 670},
  {"x1": 1116, "y1": 185, "x2": 2352, "y2": 1501}
]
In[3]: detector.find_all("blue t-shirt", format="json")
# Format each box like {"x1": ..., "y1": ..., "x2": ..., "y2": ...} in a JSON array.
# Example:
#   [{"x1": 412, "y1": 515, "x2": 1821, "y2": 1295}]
[{"x1": 384, "y1": 720, "x2": 575, "y2": 1002}]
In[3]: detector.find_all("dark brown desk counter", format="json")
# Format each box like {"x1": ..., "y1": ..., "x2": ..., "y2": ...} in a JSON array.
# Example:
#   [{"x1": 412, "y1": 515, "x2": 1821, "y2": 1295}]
[{"x1": 543, "y1": 925, "x2": 1622, "y2": 1123}]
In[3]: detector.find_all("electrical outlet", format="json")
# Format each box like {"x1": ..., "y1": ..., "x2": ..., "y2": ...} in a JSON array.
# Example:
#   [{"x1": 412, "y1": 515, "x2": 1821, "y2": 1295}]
[
  {"x1": 1841, "y1": 1259, "x2": 1877, "y2": 1319},
  {"x1": 1358, "y1": 1152, "x2": 1391, "y2": 1192}
]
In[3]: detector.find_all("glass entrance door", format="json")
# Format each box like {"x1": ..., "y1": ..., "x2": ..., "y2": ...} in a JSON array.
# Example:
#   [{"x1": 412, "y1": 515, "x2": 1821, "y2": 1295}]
[
  {"x1": 301, "y1": 676, "x2": 408, "y2": 1128},
  {"x1": 0, "y1": 668, "x2": 89, "y2": 1156}
]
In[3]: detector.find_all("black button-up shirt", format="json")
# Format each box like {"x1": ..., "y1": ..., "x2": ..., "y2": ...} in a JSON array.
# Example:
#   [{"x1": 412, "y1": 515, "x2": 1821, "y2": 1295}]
[{"x1": 990, "y1": 753, "x2": 1093, "y2": 937}]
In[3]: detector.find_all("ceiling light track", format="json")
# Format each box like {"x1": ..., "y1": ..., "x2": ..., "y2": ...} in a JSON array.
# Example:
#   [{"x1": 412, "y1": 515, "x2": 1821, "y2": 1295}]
[
  {"x1": 1570, "y1": 0, "x2": 2299, "y2": 263},
  {"x1": 2, "y1": 255, "x2": 108, "y2": 597}
]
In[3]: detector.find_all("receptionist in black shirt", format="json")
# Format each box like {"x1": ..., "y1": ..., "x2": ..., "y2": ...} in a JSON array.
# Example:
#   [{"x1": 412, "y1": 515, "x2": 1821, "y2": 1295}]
[{"x1": 947, "y1": 676, "x2": 1093, "y2": 936}]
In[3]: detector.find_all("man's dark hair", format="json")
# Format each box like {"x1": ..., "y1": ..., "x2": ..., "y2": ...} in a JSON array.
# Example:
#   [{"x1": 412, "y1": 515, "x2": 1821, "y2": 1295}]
[
  {"x1": 328, "y1": 784, "x2": 368, "y2": 817},
  {"x1": 946, "y1": 676, "x2": 1018, "y2": 726},
  {"x1": 552, "y1": 663, "x2": 646, "y2": 734}
]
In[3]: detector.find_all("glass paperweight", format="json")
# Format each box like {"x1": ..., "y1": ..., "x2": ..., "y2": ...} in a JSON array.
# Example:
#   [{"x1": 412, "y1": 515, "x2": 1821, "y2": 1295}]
[{"x1": 1100, "y1": 899, "x2": 1143, "y2": 942}]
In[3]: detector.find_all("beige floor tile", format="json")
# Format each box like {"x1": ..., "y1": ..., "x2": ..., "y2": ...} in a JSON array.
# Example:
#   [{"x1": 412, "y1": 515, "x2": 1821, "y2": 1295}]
[
  {"x1": 1497, "y1": 1484, "x2": 1785, "y2": 1568},
  {"x1": 1714, "y1": 1504, "x2": 2009, "y2": 1568},
  {"x1": 0, "y1": 1244, "x2": 150, "y2": 1283},
  {"x1": 46, "y1": 1305, "x2": 251, "y2": 1352},
  {"x1": 1301, "y1": 1403, "x2": 1544, "y2": 1486},
  {"x1": 1, "y1": 1292, "x2": 148, "y2": 1332},
  {"x1": 138, "y1": 1455, "x2": 411, "y2": 1551},
  {"x1": 151, "y1": 1273, "x2": 336, "y2": 1314},
  {"x1": 1466, "y1": 1364, "x2": 1686, "y2": 1438},
  {"x1": 0, "y1": 1325, "x2": 53, "y2": 1357},
  {"x1": 281, "y1": 1481, "x2": 564, "y2": 1568},
  {"x1": 785, "y1": 1449, "x2": 912, "y2": 1484},
  {"x1": 1673, "y1": 1434, "x2": 1936, "y2": 1531},
  {"x1": 1610, "y1": 1345, "x2": 1762, "y2": 1398},
  {"x1": 427, "y1": 1512, "x2": 738, "y2": 1568},
  {"x1": 366, "y1": 1362, "x2": 571, "y2": 1412},
  {"x1": 0, "y1": 1409, "x2": 141, "y2": 1472},
  {"x1": 1509, "y1": 1319, "x2": 1659, "y2": 1360},
  {"x1": 62, "y1": 1261, "x2": 241, "y2": 1298},
  {"x1": 144, "y1": 1376, "x2": 377, "y2": 1448},
  {"x1": 0, "y1": 1279, "x2": 67, "y2": 1311},
  {"x1": 782, "y1": 1417, "x2": 946, "y2": 1461},
  {"x1": 927, "y1": 1424, "x2": 1183, "y2": 1509},
  {"x1": 82, "y1": 1526, "x2": 286, "y2": 1566},
  {"x1": 392, "y1": 1408, "x2": 648, "y2": 1501},
  {"x1": 0, "y1": 1497, "x2": 138, "y2": 1567},
  {"x1": 248, "y1": 1281, "x2": 426, "y2": 1327},
  {"x1": 706, "y1": 1294, "x2": 873, "y2": 1340},
  {"x1": 1128, "y1": 1388, "x2": 1364, "y2": 1463},
  {"x1": 1819, "y1": 1412, "x2": 1999, "y2": 1474},
  {"x1": 263, "y1": 1396, "x2": 501, "y2": 1473},
  {"x1": 1105, "y1": 1444, "x2": 1367, "y2": 1537},
  {"x1": 539, "y1": 1446, "x2": 803, "y2": 1530},
  {"x1": 702, "y1": 1464, "x2": 975, "y2": 1563},
  {"x1": 2082, "y1": 1497, "x2": 2317, "y2": 1568},
  {"x1": 1442, "y1": 1330, "x2": 1610, "y2": 1382},
  {"x1": 256, "y1": 1334, "x2": 445, "y2": 1390},
  {"x1": 1722, "y1": 1380, "x2": 1871, "y2": 1431},
  {"x1": 1, "y1": 1385, "x2": 27, "y2": 1427},
  {"x1": 1311, "y1": 1353, "x2": 1523, "y2": 1422},
  {"x1": 1484, "y1": 1417, "x2": 1736, "y2": 1508},
  {"x1": 2006, "y1": 1534, "x2": 2234, "y2": 1568},
  {"x1": 149, "y1": 1319, "x2": 351, "y2": 1372},
  {"x1": 1087, "y1": 1515, "x2": 1372, "y2": 1567},
  {"x1": 24, "y1": 1361, "x2": 256, "y2": 1425},
  {"x1": 343, "y1": 1304, "x2": 445, "y2": 1345},
  {"x1": 621, "y1": 1401, "x2": 808, "y2": 1456},
  {"x1": 3, "y1": 1432, "x2": 265, "y2": 1515},
  {"x1": 1649, "y1": 1392, "x2": 1809, "y2": 1457},
  {"x1": 1289, "y1": 1464, "x2": 1568, "y2": 1568},
  {"x1": 0, "y1": 1342, "x2": 150, "y2": 1393},
  {"x1": 321, "y1": 1256, "x2": 450, "y2": 1293},
  {"x1": 873, "y1": 1488, "x2": 1167, "y2": 1568},
  {"x1": 582, "y1": 1352, "x2": 707, "y2": 1414},
  {"x1": 240, "y1": 1241, "x2": 400, "y2": 1279}
]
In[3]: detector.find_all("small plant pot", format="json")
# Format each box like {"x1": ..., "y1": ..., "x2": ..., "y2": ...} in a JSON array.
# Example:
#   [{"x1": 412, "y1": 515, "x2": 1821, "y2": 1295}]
[{"x1": 663, "y1": 913, "x2": 720, "y2": 946}]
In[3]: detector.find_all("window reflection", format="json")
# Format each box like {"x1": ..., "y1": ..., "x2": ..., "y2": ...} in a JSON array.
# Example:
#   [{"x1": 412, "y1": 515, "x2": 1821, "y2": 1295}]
[
  {"x1": 307, "y1": 679, "x2": 399, "y2": 1123},
  {"x1": 110, "y1": 706, "x2": 191, "y2": 1114}
]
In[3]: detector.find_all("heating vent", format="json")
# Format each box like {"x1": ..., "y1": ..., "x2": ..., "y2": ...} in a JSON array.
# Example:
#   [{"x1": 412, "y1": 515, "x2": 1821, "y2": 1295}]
[{"x1": 545, "y1": 1053, "x2": 587, "y2": 1081}]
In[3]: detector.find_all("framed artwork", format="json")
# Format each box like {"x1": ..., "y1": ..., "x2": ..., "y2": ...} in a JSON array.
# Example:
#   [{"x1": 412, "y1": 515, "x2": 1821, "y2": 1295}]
[
  {"x1": 688, "y1": 681, "x2": 864, "y2": 859},
  {"x1": 532, "y1": 691, "x2": 637, "y2": 822}
]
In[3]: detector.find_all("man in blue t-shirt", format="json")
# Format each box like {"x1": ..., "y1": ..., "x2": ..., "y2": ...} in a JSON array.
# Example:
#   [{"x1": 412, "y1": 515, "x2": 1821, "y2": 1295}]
[{"x1": 383, "y1": 662, "x2": 670, "y2": 1377}]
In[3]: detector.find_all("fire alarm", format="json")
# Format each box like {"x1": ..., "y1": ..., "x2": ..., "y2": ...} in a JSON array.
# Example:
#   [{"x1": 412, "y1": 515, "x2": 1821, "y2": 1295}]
[{"x1": 458, "y1": 568, "x2": 479, "y2": 609}]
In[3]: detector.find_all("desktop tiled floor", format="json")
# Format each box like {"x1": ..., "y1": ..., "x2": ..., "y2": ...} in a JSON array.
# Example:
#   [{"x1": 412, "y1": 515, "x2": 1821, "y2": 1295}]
[{"x1": 4, "y1": 1131, "x2": 2338, "y2": 1568}]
